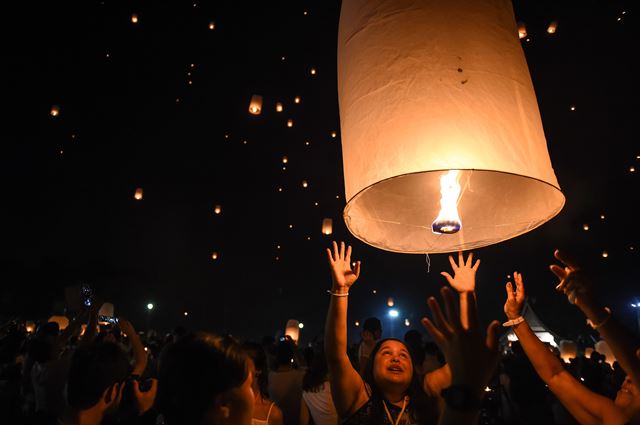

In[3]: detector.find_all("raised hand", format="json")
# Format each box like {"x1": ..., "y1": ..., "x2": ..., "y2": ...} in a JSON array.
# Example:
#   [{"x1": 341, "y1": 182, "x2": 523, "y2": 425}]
[
  {"x1": 326, "y1": 241, "x2": 361, "y2": 291},
  {"x1": 504, "y1": 272, "x2": 525, "y2": 320},
  {"x1": 440, "y1": 251, "x2": 480, "y2": 293},
  {"x1": 549, "y1": 250, "x2": 595, "y2": 307},
  {"x1": 422, "y1": 287, "x2": 500, "y2": 392},
  {"x1": 131, "y1": 378, "x2": 158, "y2": 415}
]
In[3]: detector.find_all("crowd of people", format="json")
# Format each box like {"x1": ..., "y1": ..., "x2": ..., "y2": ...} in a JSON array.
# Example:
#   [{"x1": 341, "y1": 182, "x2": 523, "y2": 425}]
[{"x1": 1, "y1": 243, "x2": 639, "y2": 425}]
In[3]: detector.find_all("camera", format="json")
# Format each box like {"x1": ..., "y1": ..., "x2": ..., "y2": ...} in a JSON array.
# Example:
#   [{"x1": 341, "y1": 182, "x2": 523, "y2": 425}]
[
  {"x1": 98, "y1": 315, "x2": 119, "y2": 324},
  {"x1": 81, "y1": 284, "x2": 93, "y2": 307}
]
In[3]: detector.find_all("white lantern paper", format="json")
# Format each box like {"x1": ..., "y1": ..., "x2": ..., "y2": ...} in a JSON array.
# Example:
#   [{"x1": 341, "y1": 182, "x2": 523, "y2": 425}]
[
  {"x1": 594, "y1": 340, "x2": 615, "y2": 366},
  {"x1": 249, "y1": 95, "x2": 263, "y2": 115},
  {"x1": 558, "y1": 339, "x2": 577, "y2": 362},
  {"x1": 322, "y1": 218, "x2": 333, "y2": 235},
  {"x1": 285, "y1": 319, "x2": 300, "y2": 344},
  {"x1": 338, "y1": 0, "x2": 564, "y2": 253},
  {"x1": 99, "y1": 302, "x2": 114, "y2": 318},
  {"x1": 48, "y1": 315, "x2": 69, "y2": 330}
]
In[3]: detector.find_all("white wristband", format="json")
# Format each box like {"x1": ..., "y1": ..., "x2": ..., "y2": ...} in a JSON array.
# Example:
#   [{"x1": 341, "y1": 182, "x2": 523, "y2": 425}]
[
  {"x1": 327, "y1": 290, "x2": 349, "y2": 297},
  {"x1": 503, "y1": 316, "x2": 525, "y2": 327}
]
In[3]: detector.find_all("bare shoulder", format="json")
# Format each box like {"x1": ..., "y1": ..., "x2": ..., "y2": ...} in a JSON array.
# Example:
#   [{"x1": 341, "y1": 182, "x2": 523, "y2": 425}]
[{"x1": 269, "y1": 403, "x2": 284, "y2": 425}]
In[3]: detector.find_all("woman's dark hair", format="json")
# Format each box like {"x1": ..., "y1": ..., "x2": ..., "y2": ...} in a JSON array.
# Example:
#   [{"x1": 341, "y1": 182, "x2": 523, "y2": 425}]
[
  {"x1": 157, "y1": 332, "x2": 250, "y2": 425},
  {"x1": 302, "y1": 343, "x2": 328, "y2": 392},
  {"x1": 362, "y1": 338, "x2": 437, "y2": 425},
  {"x1": 243, "y1": 342, "x2": 269, "y2": 398}
]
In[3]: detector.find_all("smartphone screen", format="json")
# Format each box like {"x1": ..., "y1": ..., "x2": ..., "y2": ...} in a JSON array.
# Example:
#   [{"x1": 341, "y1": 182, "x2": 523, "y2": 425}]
[{"x1": 81, "y1": 284, "x2": 93, "y2": 307}]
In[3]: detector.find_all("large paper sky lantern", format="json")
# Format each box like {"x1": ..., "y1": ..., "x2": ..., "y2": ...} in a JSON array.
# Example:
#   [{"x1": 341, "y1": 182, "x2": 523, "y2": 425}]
[{"x1": 338, "y1": 0, "x2": 565, "y2": 253}]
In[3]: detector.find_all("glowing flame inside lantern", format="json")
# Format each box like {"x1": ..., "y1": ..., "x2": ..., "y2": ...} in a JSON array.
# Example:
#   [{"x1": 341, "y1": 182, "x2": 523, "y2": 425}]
[
  {"x1": 134, "y1": 188, "x2": 143, "y2": 200},
  {"x1": 431, "y1": 170, "x2": 462, "y2": 234}
]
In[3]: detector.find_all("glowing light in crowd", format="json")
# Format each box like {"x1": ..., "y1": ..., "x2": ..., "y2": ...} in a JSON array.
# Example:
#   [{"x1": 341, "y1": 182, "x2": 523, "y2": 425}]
[
  {"x1": 249, "y1": 95, "x2": 263, "y2": 115},
  {"x1": 298, "y1": 322, "x2": 304, "y2": 329},
  {"x1": 432, "y1": 170, "x2": 462, "y2": 234},
  {"x1": 134, "y1": 188, "x2": 143, "y2": 200},
  {"x1": 388, "y1": 309, "x2": 399, "y2": 318}
]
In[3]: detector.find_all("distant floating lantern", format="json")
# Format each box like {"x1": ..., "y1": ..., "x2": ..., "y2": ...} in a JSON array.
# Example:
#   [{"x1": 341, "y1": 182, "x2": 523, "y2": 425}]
[
  {"x1": 99, "y1": 302, "x2": 114, "y2": 318},
  {"x1": 134, "y1": 188, "x2": 143, "y2": 200},
  {"x1": 404, "y1": 318, "x2": 410, "y2": 327},
  {"x1": 212, "y1": 251, "x2": 219, "y2": 260},
  {"x1": 294, "y1": 96, "x2": 301, "y2": 104},
  {"x1": 570, "y1": 105, "x2": 576, "y2": 111},
  {"x1": 547, "y1": 21, "x2": 558, "y2": 34},
  {"x1": 282, "y1": 156, "x2": 288, "y2": 164},
  {"x1": 287, "y1": 119, "x2": 293, "y2": 127},
  {"x1": 48, "y1": 315, "x2": 69, "y2": 330},
  {"x1": 50, "y1": 105, "x2": 60, "y2": 117},
  {"x1": 517, "y1": 22, "x2": 527, "y2": 39},
  {"x1": 355, "y1": 321, "x2": 360, "y2": 327},
  {"x1": 559, "y1": 339, "x2": 577, "y2": 362},
  {"x1": 25, "y1": 321, "x2": 35, "y2": 333},
  {"x1": 310, "y1": 68, "x2": 317, "y2": 75},
  {"x1": 131, "y1": 14, "x2": 139, "y2": 23},
  {"x1": 387, "y1": 297, "x2": 394, "y2": 307},
  {"x1": 600, "y1": 214, "x2": 605, "y2": 220},
  {"x1": 338, "y1": 0, "x2": 564, "y2": 253},
  {"x1": 630, "y1": 166, "x2": 636, "y2": 172},
  {"x1": 602, "y1": 251, "x2": 608, "y2": 258},
  {"x1": 276, "y1": 102, "x2": 284, "y2": 112},
  {"x1": 285, "y1": 319, "x2": 300, "y2": 344},
  {"x1": 331, "y1": 131, "x2": 337, "y2": 138},
  {"x1": 214, "y1": 205, "x2": 222, "y2": 214},
  {"x1": 209, "y1": 21, "x2": 215, "y2": 30},
  {"x1": 249, "y1": 95, "x2": 263, "y2": 115},
  {"x1": 582, "y1": 224, "x2": 589, "y2": 231},
  {"x1": 302, "y1": 180, "x2": 309, "y2": 188},
  {"x1": 322, "y1": 218, "x2": 333, "y2": 235}
]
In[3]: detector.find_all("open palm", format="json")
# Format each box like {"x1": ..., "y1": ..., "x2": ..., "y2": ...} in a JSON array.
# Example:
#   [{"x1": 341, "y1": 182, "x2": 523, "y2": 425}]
[
  {"x1": 326, "y1": 241, "x2": 361, "y2": 290},
  {"x1": 504, "y1": 272, "x2": 525, "y2": 320},
  {"x1": 441, "y1": 251, "x2": 480, "y2": 293}
]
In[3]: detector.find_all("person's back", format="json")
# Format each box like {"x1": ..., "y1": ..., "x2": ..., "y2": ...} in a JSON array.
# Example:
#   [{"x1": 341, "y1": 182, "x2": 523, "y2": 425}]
[
  {"x1": 268, "y1": 340, "x2": 304, "y2": 425},
  {"x1": 357, "y1": 317, "x2": 381, "y2": 375},
  {"x1": 301, "y1": 344, "x2": 337, "y2": 425}
]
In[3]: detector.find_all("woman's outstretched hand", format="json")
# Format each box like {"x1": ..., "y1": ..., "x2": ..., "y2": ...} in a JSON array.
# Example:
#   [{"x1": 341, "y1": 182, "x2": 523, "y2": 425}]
[
  {"x1": 504, "y1": 272, "x2": 525, "y2": 320},
  {"x1": 549, "y1": 249, "x2": 595, "y2": 307},
  {"x1": 422, "y1": 287, "x2": 500, "y2": 392},
  {"x1": 326, "y1": 241, "x2": 361, "y2": 292},
  {"x1": 440, "y1": 251, "x2": 480, "y2": 293}
]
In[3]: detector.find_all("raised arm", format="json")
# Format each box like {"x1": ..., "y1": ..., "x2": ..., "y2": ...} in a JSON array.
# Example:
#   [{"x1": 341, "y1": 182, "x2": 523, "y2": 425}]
[
  {"x1": 422, "y1": 287, "x2": 500, "y2": 425},
  {"x1": 504, "y1": 272, "x2": 622, "y2": 425},
  {"x1": 551, "y1": 249, "x2": 640, "y2": 391},
  {"x1": 118, "y1": 318, "x2": 148, "y2": 376},
  {"x1": 324, "y1": 241, "x2": 367, "y2": 418}
]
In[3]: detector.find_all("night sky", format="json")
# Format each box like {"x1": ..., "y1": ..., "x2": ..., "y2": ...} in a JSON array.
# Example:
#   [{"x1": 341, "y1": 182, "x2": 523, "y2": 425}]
[{"x1": 1, "y1": 0, "x2": 637, "y2": 345}]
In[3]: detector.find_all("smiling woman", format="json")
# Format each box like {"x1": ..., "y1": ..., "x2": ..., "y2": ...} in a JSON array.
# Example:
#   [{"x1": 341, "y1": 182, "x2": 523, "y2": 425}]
[{"x1": 324, "y1": 241, "x2": 440, "y2": 425}]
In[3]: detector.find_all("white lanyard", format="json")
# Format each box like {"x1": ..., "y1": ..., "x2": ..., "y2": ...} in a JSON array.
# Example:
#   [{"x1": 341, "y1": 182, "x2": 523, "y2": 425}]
[{"x1": 382, "y1": 396, "x2": 408, "y2": 425}]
